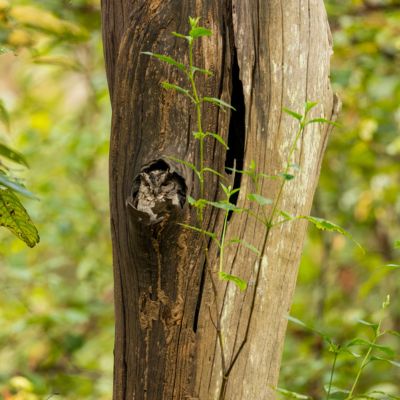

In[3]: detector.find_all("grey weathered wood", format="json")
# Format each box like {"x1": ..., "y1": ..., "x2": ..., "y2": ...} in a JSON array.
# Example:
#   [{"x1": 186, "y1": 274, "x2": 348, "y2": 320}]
[{"x1": 101, "y1": 1, "x2": 338, "y2": 399}]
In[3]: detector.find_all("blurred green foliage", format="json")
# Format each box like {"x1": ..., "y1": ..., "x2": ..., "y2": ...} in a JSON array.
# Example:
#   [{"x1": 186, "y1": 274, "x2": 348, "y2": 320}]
[
  {"x1": 280, "y1": 1, "x2": 400, "y2": 398},
  {"x1": 0, "y1": 0, "x2": 113, "y2": 399},
  {"x1": 0, "y1": 0, "x2": 399, "y2": 399}
]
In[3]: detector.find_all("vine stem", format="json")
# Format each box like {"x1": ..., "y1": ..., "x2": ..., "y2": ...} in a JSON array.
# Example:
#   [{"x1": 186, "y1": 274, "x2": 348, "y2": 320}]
[
  {"x1": 346, "y1": 321, "x2": 381, "y2": 400},
  {"x1": 217, "y1": 115, "x2": 309, "y2": 400},
  {"x1": 326, "y1": 351, "x2": 338, "y2": 400}
]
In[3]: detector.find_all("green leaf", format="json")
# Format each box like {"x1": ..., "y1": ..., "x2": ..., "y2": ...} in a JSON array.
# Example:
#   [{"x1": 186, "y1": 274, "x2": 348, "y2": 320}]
[
  {"x1": 229, "y1": 238, "x2": 261, "y2": 256},
  {"x1": 300, "y1": 216, "x2": 364, "y2": 252},
  {"x1": 218, "y1": 271, "x2": 247, "y2": 291},
  {"x1": 0, "y1": 174, "x2": 37, "y2": 199},
  {"x1": 191, "y1": 66, "x2": 213, "y2": 76},
  {"x1": 189, "y1": 16, "x2": 200, "y2": 28},
  {"x1": 206, "y1": 200, "x2": 238, "y2": 212},
  {"x1": 369, "y1": 356, "x2": 400, "y2": 368},
  {"x1": 345, "y1": 338, "x2": 395, "y2": 356},
  {"x1": 0, "y1": 47, "x2": 11, "y2": 55},
  {"x1": 167, "y1": 156, "x2": 200, "y2": 179},
  {"x1": 357, "y1": 319, "x2": 379, "y2": 332},
  {"x1": 385, "y1": 264, "x2": 400, "y2": 269},
  {"x1": 202, "y1": 167, "x2": 226, "y2": 180},
  {"x1": 280, "y1": 173, "x2": 295, "y2": 181},
  {"x1": 367, "y1": 391, "x2": 400, "y2": 400},
  {"x1": 247, "y1": 193, "x2": 273, "y2": 206},
  {"x1": 141, "y1": 52, "x2": 186, "y2": 72},
  {"x1": 276, "y1": 387, "x2": 313, "y2": 399},
  {"x1": 0, "y1": 188, "x2": 39, "y2": 247},
  {"x1": 0, "y1": 144, "x2": 29, "y2": 167},
  {"x1": 280, "y1": 210, "x2": 294, "y2": 220},
  {"x1": 0, "y1": 100, "x2": 10, "y2": 131},
  {"x1": 306, "y1": 118, "x2": 339, "y2": 127},
  {"x1": 161, "y1": 81, "x2": 193, "y2": 100},
  {"x1": 189, "y1": 27, "x2": 212, "y2": 39},
  {"x1": 287, "y1": 315, "x2": 308, "y2": 329},
  {"x1": 178, "y1": 223, "x2": 217, "y2": 240},
  {"x1": 394, "y1": 240, "x2": 400, "y2": 249},
  {"x1": 202, "y1": 97, "x2": 236, "y2": 111},
  {"x1": 386, "y1": 329, "x2": 400, "y2": 338},
  {"x1": 172, "y1": 32, "x2": 191, "y2": 41},
  {"x1": 205, "y1": 131, "x2": 228, "y2": 149},
  {"x1": 305, "y1": 101, "x2": 318, "y2": 113},
  {"x1": 283, "y1": 108, "x2": 302, "y2": 121}
]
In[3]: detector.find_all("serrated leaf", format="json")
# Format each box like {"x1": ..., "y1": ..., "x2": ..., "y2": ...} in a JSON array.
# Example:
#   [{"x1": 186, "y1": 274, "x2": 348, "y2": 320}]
[
  {"x1": 206, "y1": 200, "x2": 238, "y2": 212},
  {"x1": 306, "y1": 118, "x2": 339, "y2": 127},
  {"x1": 191, "y1": 66, "x2": 213, "y2": 76},
  {"x1": 369, "y1": 356, "x2": 400, "y2": 368},
  {"x1": 178, "y1": 223, "x2": 217, "y2": 240},
  {"x1": 161, "y1": 81, "x2": 193, "y2": 100},
  {"x1": 202, "y1": 167, "x2": 226, "y2": 180},
  {"x1": 189, "y1": 27, "x2": 212, "y2": 39},
  {"x1": 0, "y1": 188, "x2": 39, "y2": 247},
  {"x1": 280, "y1": 210, "x2": 294, "y2": 220},
  {"x1": 218, "y1": 271, "x2": 247, "y2": 291},
  {"x1": 141, "y1": 52, "x2": 186, "y2": 72},
  {"x1": 305, "y1": 101, "x2": 318, "y2": 113},
  {"x1": 202, "y1": 97, "x2": 236, "y2": 111},
  {"x1": 228, "y1": 238, "x2": 261, "y2": 256},
  {"x1": 0, "y1": 100, "x2": 10, "y2": 131},
  {"x1": 276, "y1": 387, "x2": 313, "y2": 399},
  {"x1": 345, "y1": 338, "x2": 395, "y2": 356},
  {"x1": 172, "y1": 32, "x2": 191, "y2": 41},
  {"x1": 167, "y1": 156, "x2": 200, "y2": 179},
  {"x1": 205, "y1": 131, "x2": 228, "y2": 149},
  {"x1": 283, "y1": 108, "x2": 302, "y2": 121},
  {"x1": 357, "y1": 319, "x2": 379, "y2": 332},
  {"x1": 0, "y1": 174, "x2": 36, "y2": 198},
  {"x1": 247, "y1": 193, "x2": 273, "y2": 206},
  {"x1": 0, "y1": 144, "x2": 29, "y2": 167},
  {"x1": 189, "y1": 16, "x2": 200, "y2": 28},
  {"x1": 300, "y1": 216, "x2": 364, "y2": 252}
]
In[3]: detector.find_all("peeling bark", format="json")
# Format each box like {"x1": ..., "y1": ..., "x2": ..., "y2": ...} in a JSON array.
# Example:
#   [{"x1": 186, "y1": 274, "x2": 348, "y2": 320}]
[{"x1": 101, "y1": 1, "x2": 338, "y2": 399}]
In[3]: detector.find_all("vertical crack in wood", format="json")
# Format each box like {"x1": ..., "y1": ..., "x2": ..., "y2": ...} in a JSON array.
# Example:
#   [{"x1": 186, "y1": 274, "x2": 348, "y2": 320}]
[{"x1": 225, "y1": 46, "x2": 245, "y2": 219}]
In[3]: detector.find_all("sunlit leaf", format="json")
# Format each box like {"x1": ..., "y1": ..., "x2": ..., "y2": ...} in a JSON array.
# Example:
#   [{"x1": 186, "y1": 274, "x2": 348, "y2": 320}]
[
  {"x1": 0, "y1": 143, "x2": 29, "y2": 167},
  {"x1": 141, "y1": 52, "x2": 186, "y2": 72},
  {"x1": 218, "y1": 271, "x2": 247, "y2": 291},
  {"x1": 300, "y1": 216, "x2": 364, "y2": 252},
  {"x1": 178, "y1": 223, "x2": 217, "y2": 240},
  {"x1": 202, "y1": 97, "x2": 236, "y2": 111},
  {"x1": 189, "y1": 27, "x2": 212, "y2": 39},
  {"x1": 247, "y1": 193, "x2": 273, "y2": 206},
  {"x1": 276, "y1": 387, "x2": 313, "y2": 399},
  {"x1": 192, "y1": 66, "x2": 213, "y2": 76},
  {"x1": 205, "y1": 131, "x2": 228, "y2": 149},
  {"x1": 0, "y1": 174, "x2": 36, "y2": 199},
  {"x1": 0, "y1": 188, "x2": 39, "y2": 247},
  {"x1": 228, "y1": 238, "x2": 261, "y2": 256},
  {"x1": 161, "y1": 81, "x2": 193, "y2": 100},
  {"x1": 305, "y1": 101, "x2": 318, "y2": 113},
  {"x1": 283, "y1": 108, "x2": 302, "y2": 121}
]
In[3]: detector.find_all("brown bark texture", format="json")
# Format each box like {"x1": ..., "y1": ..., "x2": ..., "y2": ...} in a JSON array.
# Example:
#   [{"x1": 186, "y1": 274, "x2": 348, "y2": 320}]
[{"x1": 101, "y1": 1, "x2": 339, "y2": 399}]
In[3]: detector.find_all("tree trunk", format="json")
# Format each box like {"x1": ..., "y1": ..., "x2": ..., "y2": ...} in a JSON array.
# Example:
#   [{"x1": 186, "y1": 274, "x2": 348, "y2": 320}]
[{"x1": 101, "y1": 1, "x2": 339, "y2": 399}]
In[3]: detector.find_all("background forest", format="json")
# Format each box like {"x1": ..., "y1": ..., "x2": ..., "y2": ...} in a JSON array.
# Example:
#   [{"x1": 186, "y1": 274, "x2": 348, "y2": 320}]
[{"x1": 0, "y1": 0, "x2": 398, "y2": 399}]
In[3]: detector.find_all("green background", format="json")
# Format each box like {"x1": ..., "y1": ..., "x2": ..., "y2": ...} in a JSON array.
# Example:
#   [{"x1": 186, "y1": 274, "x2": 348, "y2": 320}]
[{"x1": 0, "y1": 1, "x2": 398, "y2": 399}]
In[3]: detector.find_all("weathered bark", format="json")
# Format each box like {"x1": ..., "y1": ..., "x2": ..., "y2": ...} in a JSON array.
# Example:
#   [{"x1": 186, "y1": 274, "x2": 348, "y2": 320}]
[{"x1": 101, "y1": 1, "x2": 339, "y2": 399}]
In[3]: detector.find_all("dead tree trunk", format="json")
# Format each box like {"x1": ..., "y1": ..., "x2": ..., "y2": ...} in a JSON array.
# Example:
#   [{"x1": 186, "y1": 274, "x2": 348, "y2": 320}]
[{"x1": 101, "y1": 1, "x2": 339, "y2": 399}]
